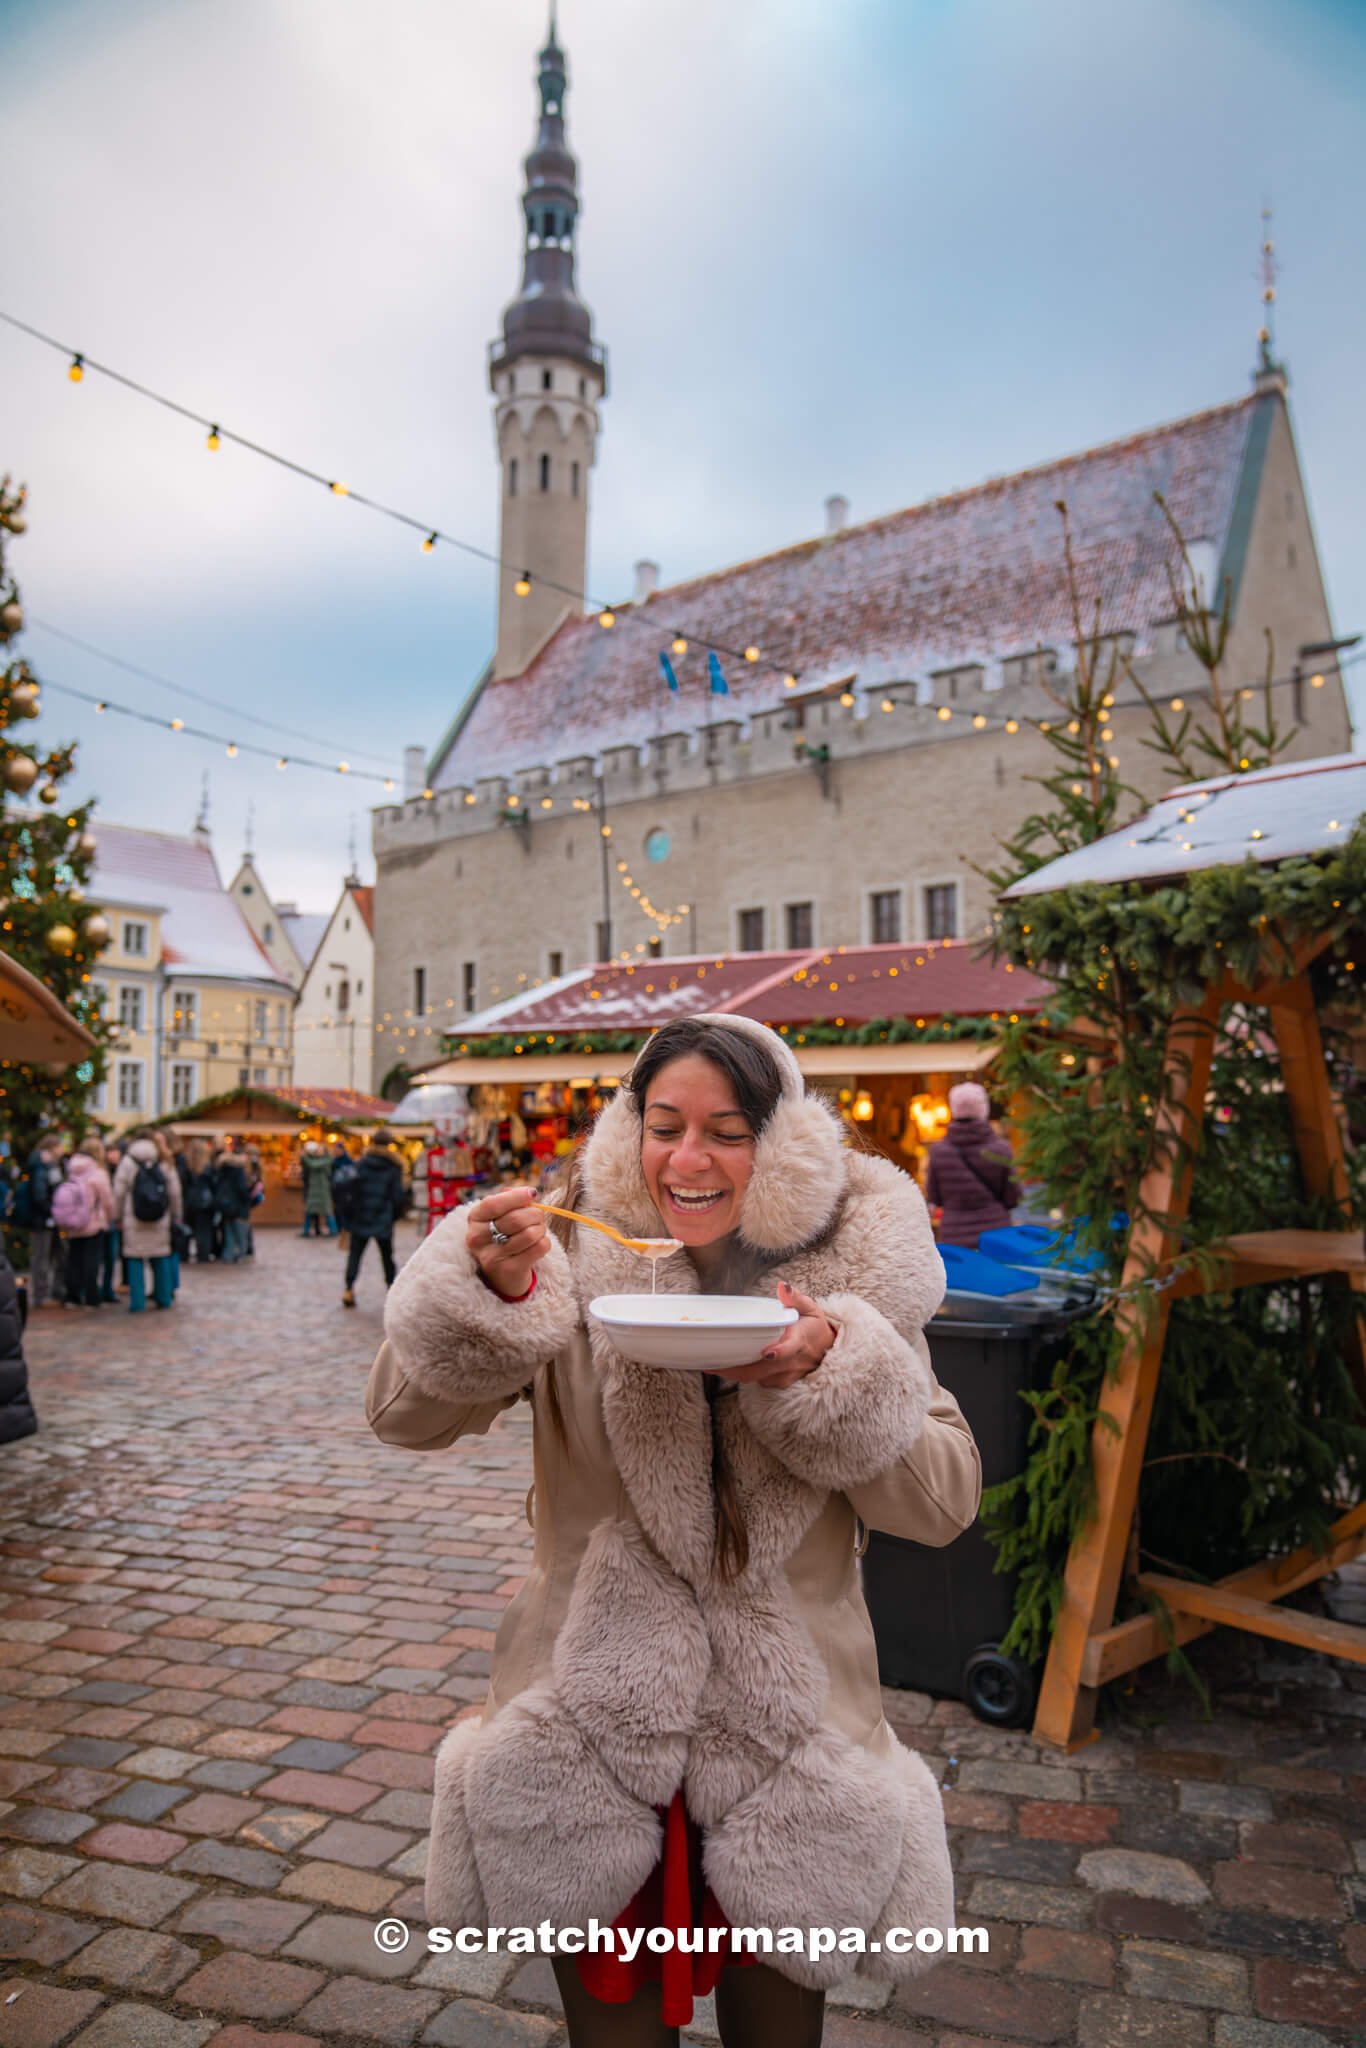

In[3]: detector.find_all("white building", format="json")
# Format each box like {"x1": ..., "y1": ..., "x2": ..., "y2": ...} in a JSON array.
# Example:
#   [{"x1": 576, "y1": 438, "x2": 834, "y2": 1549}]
[{"x1": 290, "y1": 879, "x2": 376, "y2": 1092}]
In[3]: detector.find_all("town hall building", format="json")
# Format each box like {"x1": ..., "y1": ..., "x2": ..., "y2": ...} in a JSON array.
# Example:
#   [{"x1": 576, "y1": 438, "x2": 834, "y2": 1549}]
[{"x1": 370, "y1": 14, "x2": 1352, "y2": 1087}]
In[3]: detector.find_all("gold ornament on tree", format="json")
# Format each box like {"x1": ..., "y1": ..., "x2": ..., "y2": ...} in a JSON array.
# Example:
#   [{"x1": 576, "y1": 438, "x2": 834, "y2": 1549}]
[
  {"x1": 81, "y1": 912, "x2": 111, "y2": 949},
  {"x1": 77, "y1": 831, "x2": 97, "y2": 857},
  {"x1": 38, "y1": 783, "x2": 59, "y2": 806},
  {"x1": 45, "y1": 923, "x2": 78, "y2": 957},
  {"x1": 9, "y1": 682, "x2": 40, "y2": 720},
  {"x1": 3, "y1": 754, "x2": 38, "y2": 795}
]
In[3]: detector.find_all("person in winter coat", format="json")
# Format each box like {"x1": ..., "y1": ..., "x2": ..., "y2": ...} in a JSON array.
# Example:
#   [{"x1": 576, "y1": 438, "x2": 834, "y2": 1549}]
[
  {"x1": 330, "y1": 1143, "x2": 360, "y2": 1233},
  {"x1": 112, "y1": 1131, "x2": 184, "y2": 1312},
  {"x1": 299, "y1": 1141, "x2": 335, "y2": 1237},
  {"x1": 212, "y1": 1147, "x2": 251, "y2": 1265},
  {"x1": 182, "y1": 1138, "x2": 218, "y2": 1264},
  {"x1": 366, "y1": 1015, "x2": 981, "y2": 2044},
  {"x1": 57, "y1": 1139, "x2": 118, "y2": 1308},
  {"x1": 100, "y1": 1142, "x2": 123, "y2": 1300},
  {"x1": 342, "y1": 1134, "x2": 406, "y2": 1306},
  {"x1": 23, "y1": 1135, "x2": 65, "y2": 1309},
  {"x1": 0, "y1": 1248, "x2": 37, "y2": 1443},
  {"x1": 923, "y1": 1082, "x2": 1021, "y2": 1250}
]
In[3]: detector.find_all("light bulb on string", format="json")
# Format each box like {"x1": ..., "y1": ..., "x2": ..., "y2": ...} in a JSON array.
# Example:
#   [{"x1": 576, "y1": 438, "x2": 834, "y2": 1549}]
[
  {"x1": 330, "y1": 481, "x2": 349, "y2": 498},
  {"x1": 744, "y1": 646, "x2": 760, "y2": 664},
  {"x1": 783, "y1": 674, "x2": 798, "y2": 690},
  {"x1": 338, "y1": 762, "x2": 350, "y2": 774},
  {"x1": 226, "y1": 743, "x2": 238, "y2": 758},
  {"x1": 672, "y1": 637, "x2": 688, "y2": 656},
  {"x1": 515, "y1": 572, "x2": 531, "y2": 596},
  {"x1": 937, "y1": 706, "x2": 951, "y2": 722},
  {"x1": 279, "y1": 759, "x2": 290, "y2": 772},
  {"x1": 598, "y1": 610, "x2": 615, "y2": 630},
  {"x1": 422, "y1": 533, "x2": 436, "y2": 554},
  {"x1": 68, "y1": 354, "x2": 84, "y2": 383},
  {"x1": 170, "y1": 718, "x2": 184, "y2": 732},
  {"x1": 206, "y1": 426, "x2": 220, "y2": 452}
]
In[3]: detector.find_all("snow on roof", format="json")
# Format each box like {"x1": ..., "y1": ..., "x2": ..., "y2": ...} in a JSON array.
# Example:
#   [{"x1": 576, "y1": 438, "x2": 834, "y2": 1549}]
[
  {"x1": 441, "y1": 944, "x2": 1048, "y2": 1041},
  {"x1": 1004, "y1": 753, "x2": 1366, "y2": 897},
  {"x1": 280, "y1": 909, "x2": 329, "y2": 969},
  {"x1": 90, "y1": 824, "x2": 293, "y2": 987},
  {"x1": 433, "y1": 393, "x2": 1260, "y2": 788}
]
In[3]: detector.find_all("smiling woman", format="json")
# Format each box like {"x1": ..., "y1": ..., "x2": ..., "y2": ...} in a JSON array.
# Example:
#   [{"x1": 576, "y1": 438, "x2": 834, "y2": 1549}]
[{"x1": 365, "y1": 1012, "x2": 981, "y2": 2044}]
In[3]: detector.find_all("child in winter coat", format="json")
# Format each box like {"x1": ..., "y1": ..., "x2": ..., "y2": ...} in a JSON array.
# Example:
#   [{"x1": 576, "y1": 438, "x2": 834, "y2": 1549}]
[{"x1": 55, "y1": 1139, "x2": 118, "y2": 1307}]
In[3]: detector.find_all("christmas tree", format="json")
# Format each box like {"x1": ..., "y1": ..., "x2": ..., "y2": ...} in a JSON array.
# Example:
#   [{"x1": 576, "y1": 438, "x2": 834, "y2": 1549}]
[{"x1": 0, "y1": 476, "x2": 115, "y2": 1156}]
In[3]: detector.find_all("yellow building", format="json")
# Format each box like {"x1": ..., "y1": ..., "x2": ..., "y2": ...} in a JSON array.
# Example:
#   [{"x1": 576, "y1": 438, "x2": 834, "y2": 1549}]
[{"x1": 88, "y1": 822, "x2": 295, "y2": 1130}]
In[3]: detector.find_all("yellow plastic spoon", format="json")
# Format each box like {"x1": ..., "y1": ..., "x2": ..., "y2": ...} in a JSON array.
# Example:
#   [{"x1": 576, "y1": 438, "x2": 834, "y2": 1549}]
[{"x1": 534, "y1": 1201, "x2": 682, "y2": 1260}]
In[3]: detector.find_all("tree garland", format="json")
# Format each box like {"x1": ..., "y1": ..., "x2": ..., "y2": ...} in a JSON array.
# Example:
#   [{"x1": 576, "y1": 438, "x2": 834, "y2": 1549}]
[
  {"x1": 438, "y1": 1014, "x2": 1002, "y2": 1061},
  {"x1": 979, "y1": 497, "x2": 1366, "y2": 1672}
]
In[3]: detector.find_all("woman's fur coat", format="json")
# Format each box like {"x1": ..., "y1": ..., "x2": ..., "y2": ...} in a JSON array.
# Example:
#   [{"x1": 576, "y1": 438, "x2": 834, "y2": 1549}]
[{"x1": 373, "y1": 1019, "x2": 978, "y2": 1990}]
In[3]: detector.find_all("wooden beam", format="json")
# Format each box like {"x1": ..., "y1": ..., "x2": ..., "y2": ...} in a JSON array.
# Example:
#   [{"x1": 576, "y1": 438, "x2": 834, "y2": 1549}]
[
  {"x1": 1032, "y1": 987, "x2": 1222, "y2": 1750},
  {"x1": 1136, "y1": 1573, "x2": 1366, "y2": 1664},
  {"x1": 1161, "y1": 1229, "x2": 1366, "y2": 1299},
  {"x1": 1079, "y1": 1501, "x2": 1366, "y2": 1686}
]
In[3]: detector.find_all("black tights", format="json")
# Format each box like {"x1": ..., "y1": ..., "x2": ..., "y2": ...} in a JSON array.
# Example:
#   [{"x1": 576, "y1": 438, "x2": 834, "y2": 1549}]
[{"x1": 550, "y1": 1954, "x2": 825, "y2": 2047}]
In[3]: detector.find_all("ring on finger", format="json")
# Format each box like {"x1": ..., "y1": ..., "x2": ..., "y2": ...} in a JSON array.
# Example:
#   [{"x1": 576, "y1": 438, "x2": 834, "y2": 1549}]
[{"x1": 488, "y1": 1219, "x2": 511, "y2": 1246}]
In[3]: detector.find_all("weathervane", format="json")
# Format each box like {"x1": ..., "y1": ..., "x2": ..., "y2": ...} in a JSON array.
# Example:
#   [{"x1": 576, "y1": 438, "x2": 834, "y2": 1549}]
[{"x1": 1257, "y1": 206, "x2": 1277, "y2": 368}]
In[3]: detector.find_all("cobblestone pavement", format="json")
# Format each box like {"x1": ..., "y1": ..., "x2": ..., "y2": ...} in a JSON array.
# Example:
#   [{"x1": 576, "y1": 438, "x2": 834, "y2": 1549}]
[{"x1": 1, "y1": 1227, "x2": 1363, "y2": 2048}]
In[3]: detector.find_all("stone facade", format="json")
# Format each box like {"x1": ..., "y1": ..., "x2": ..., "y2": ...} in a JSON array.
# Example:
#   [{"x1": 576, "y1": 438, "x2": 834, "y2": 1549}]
[{"x1": 371, "y1": 384, "x2": 1350, "y2": 1085}]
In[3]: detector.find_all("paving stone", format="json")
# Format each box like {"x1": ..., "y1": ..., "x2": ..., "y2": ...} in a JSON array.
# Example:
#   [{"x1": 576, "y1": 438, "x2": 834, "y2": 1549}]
[
  {"x1": 0, "y1": 1903, "x2": 100, "y2": 1965},
  {"x1": 0, "y1": 1808, "x2": 95, "y2": 1849},
  {"x1": 413, "y1": 1949, "x2": 521, "y2": 1999},
  {"x1": 303, "y1": 1818, "x2": 413, "y2": 1869},
  {"x1": 0, "y1": 1982, "x2": 103, "y2": 2047},
  {"x1": 0, "y1": 1847, "x2": 82, "y2": 1901},
  {"x1": 266, "y1": 1739, "x2": 360, "y2": 1772},
  {"x1": 198, "y1": 2033, "x2": 323, "y2": 2048},
  {"x1": 1121, "y1": 1941, "x2": 1251, "y2": 2012},
  {"x1": 254, "y1": 1770, "x2": 377, "y2": 1816},
  {"x1": 1212, "y1": 2019, "x2": 1335, "y2": 2048},
  {"x1": 96, "y1": 1780, "x2": 187, "y2": 1824},
  {"x1": 1094, "y1": 1895, "x2": 1206, "y2": 1944},
  {"x1": 0, "y1": 1764, "x2": 53, "y2": 1800},
  {"x1": 61, "y1": 1926, "x2": 200, "y2": 1995},
  {"x1": 1019, "y1": 1928, "x2": 1116, "y2": 1988},
  {"x1": 1077, "y1": 1992, "x2": 1209, "y2": 2048},
  {"x1": 277, "y1": 1860, "x2": 402, "y2": 1912},
  {"x1": 894, "y1": 1968, "x2": 1077, "y2": 2040},
  {"x1": 1077, "y1": 1850, "x2": 1211, "y2": 1905},
  {"x1": 967, "y1": 1878, "x2": 1093, "y2": 1929},
  {"x1": 185, "y1": 1762, "x2": 274, "y2": 1794},
  {"x1": 1205, "y1": 1909, "x2": 1342, "y2": 1967},
  {"x1": 1019, "y1": 1802, "x2": 1119, "y2": 1846},
  {"x1": 238, "y1": 1811, "x2": 329, "y2": 1855},
  {"x1": 175, "y1": 1955, "x2": 325, "y2": 2021},
  {"x1": 1240, "y1": 1822, "x2": 1352, "y2": 1872},
  {"x1": 1211, "y1": 1863, "x2": 1344, "y2": 1922},
  {"x1": 941, "y1": 1790, "x2": 1011, "y2": 1832},
  {"x1": 422, "y1": 2001, "x2": 562, "y2": 2046},
  {"x1": 113, "y1": 1747, "x2": 202, "y2": 1782},
  {"x1": 173, "y1": 1893, "x2": 316, "y2": 1953},
  {"x1": 45, "y1": 1863, "x2": 199, "y2": 1929},
  {"x1": 387, "y1": 1838, "x2": 430, "y2": 1880},
  {"x1": 364, "y1": 1789, "x2": 434, "y2": 1830},
  {"x1": 28, "y1": 1770, "x2": 125, "y2": 1813},
  {"x1": 42, "y1": 1743, "x2": 134, "y2": 1771},
  {"x1": 283, "y1": 1909, "x2": 424, "y2": 1978},
  {"x1": 1252, "y1": 1960, "x2": 1366, "y2": 2030},
  {"x1": 293, "y1": 1976, "x2": 443, "y2": 2043},
  {"x1": 168, "y1": 1840, "x2": 289, "y2": 1889},
  {"x1": 165, "y1": 1793, "x2": 264, "y2": 1837},
  {"x1": 1179, "y1": 1782, "x2": 1275, "y2": 1822},
  {"x1": 961, "y1": 1837, "x2": 1080, "y2": 1884},
  {"x1": 500, "y1": 1960, "x2": 561, "y2": 2013},
  {"x1": 1121, "y1": 1809, "x2": 1239, "y2": 1863},
  {"x1": 80, "y1": 1824, "x2": 189, "y2": 1867}
]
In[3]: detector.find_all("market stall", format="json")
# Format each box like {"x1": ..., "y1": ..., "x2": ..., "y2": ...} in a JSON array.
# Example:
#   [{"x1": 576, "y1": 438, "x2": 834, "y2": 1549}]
[
  {"x1": 0, "y1": 946, "x2": 96, "y2": 1067},
  {"x1": 1003, "y1": 753, "x2": 1366, "y2": 1749},
  {"x1": 414, "y1": 942, "x2": 1048, "y2": 1186},
  {"x1": 155, "y1": 1084, "x2": 394, "y2": 1226}
]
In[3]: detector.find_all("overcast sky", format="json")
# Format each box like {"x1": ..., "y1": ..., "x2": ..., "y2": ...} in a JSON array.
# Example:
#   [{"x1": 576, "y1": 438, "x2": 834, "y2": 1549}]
[{"x1": 3, "y1": 0, "x2": 1363, "y2": 910}]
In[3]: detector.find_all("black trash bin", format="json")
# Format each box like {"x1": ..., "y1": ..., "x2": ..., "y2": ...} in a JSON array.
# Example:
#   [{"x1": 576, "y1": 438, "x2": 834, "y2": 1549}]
[{"x1": 862, "y1": 1304, "x2": 1074, "y2": 1728}]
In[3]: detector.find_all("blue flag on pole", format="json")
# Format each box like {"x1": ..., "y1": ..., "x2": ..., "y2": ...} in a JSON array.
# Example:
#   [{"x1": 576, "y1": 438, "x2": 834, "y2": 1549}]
[
  {"x1": 658, "y1": 651, "x2": 680, "y2": 693},
  {"x1": 707, "y1": 651, "x2": 730, "y2": 696}
]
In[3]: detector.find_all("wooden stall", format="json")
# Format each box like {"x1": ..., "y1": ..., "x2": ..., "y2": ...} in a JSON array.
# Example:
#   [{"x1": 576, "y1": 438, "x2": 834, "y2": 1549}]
[{"x1": 157, "y1": 1085, "x2": 394, "y2": 1227}]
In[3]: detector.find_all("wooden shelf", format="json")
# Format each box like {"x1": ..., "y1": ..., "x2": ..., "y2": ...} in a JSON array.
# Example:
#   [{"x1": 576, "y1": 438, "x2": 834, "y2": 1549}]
[
  {"x1": 1163, "y1": 1228, "x2": 1365, "y2": 1298},
  {"x1": 1135, "y1": 1572, "x2": 1366, "y2": 1665}
]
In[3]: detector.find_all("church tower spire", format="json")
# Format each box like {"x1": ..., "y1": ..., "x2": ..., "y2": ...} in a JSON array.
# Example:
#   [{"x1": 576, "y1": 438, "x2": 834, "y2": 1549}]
[{"x1": 489, "y1": 8, "x2": 607, "y2": 680}]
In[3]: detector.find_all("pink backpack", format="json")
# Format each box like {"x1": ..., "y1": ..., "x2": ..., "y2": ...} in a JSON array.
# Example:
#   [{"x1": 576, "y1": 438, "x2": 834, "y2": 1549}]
[{"x1": 51, "y1": 1174, "x2": 93, "y2": 1234}]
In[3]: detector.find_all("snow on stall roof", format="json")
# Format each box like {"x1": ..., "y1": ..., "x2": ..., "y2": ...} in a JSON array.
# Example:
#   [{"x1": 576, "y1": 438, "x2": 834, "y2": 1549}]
[
  {"x1": 1004, "y1": 753, "x2": 1366, "y2": 897},
  {"x1": 433, "y1": 394, "x2": 1258, "y2": 787},
  {"x1": 439, "y1": 946, "x2": 1049, "y2": 1041},
  {"x1": 91, "y1": 823, "x2": 293, "y2": 986}
]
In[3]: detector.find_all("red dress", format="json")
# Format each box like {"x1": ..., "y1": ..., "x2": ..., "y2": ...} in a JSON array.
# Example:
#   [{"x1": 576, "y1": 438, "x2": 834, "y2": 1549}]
[{"x1": 575, "y1": 1789, "x2": 756, "y2": 2025}]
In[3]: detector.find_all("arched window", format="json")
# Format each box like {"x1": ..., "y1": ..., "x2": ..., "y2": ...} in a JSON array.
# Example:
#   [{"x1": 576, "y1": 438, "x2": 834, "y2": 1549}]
[
  {"x1": 542, "y1": 368, "x2": 553, "y2": 391},
  {"x1": 539, "y1": 453, "x2": 551, "y2": 492},
  {"x1": 509, "y1": 458, "x2": 518, "y2": 498},
  {"x1": 571, "y1": 461, "x2": 580, "y2": 499}
]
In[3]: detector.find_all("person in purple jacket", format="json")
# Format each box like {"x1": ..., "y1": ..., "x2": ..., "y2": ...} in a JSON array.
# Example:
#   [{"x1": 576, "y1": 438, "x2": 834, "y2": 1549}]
[{"x1": 924, "y1": 1082, "x2": 1021, "y2": 1249}]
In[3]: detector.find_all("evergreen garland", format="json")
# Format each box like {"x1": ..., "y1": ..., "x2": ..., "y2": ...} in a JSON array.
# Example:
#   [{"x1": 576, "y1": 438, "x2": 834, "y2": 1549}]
[
  {"x1": 979, "y1": 497, "x2": 1366, "y2": 1667},
  {"x1": 438, "y1": 1014, "x2": 1002, "y2": 1061}
]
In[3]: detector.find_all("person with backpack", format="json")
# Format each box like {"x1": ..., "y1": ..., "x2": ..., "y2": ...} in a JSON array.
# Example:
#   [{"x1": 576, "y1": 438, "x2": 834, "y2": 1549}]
[
  {"x1": 53, "y1": 1138, "x2": 117, "y2": 1308},
  {"x1": 21, "y1": 1135, "x2": 66, "y2": 1309},
  {"x1": 341, "y1": 1132, "x2": 406, "y2": 1307},
  {"x1": 212, "y1": 1145, "x2": 251, "y2": 1265},
  {"x1": 331, "y1": 1143, "x2": 360, "y2": 1236},
  {"x1": 112, "y1": 1129, "x2": 183, "y2": 1312},
  {"x1": 923, "y1": 1081, "x2": 1022, "y2": 1250}
]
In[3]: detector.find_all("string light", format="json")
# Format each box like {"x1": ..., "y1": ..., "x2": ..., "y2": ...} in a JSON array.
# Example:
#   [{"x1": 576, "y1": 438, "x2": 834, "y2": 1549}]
[
  {"x1": 744, "y1": 646, "x2": 760, "y2": 663},
  {"x1": 68, "y1": 354, "x2": 84, "y2": 382},
  {"x1": 783, "y1": 673, "x2": 798, "y2": 689},
  {"x1": 515, "y1": 572, "x2": 531, "y2": 596},
  {"x1": 170, "y1": 717, "x2": 184, "y2": 731},
  {"x1": 672, "y1": 637, "x2": 689, "y2": 656},
  {"x1": 225, "y1": 742, "x2": 238, "y2": 757},
  {"x1": 206, "y1": 426, "x2": 220, "y2": 452},
  {"x1": 839, "y1": 691, "x2": 855, "y2": 707},
  {"x1": 1170, "y1": 697, "x2": 1185, "y2": 712},
  {"x1": 972, "y1": 713, "x2": 987, "y2": 729},
  {"x1": 422, "y1": 532, "x2": 436, "y2": 554},
  {"x1": 330, "y1": 480, "x2": 349, "y2": 498},
  {"x1": 936, "y1": 706, "x2": 951, "y2": 722},
  {"x1": 598, "y1": 610, "x2": 615, "y2": 629}
]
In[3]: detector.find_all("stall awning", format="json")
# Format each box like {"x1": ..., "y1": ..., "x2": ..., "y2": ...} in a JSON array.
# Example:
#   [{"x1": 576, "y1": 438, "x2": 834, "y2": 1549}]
[
  {"x1": 421, "y1": 1039, "x2": 997, "y2": 1089},
  {"x1": 0, "y1": 949, "x2": 95, "y2": 1067}
]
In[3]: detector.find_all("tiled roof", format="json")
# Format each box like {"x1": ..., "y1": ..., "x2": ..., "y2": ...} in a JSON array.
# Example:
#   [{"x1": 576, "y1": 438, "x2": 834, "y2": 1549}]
[
  {"x1": 91, "y1": 825, "x2": 293, "y2": 988},
  {"x1": 446, "y1": 944, "x2": 1049, "y2": 1039},
  {"x1": 433, "y1": 393, "x2": 1260, "y2": 787},
  {"x1": 271, "y1": 1085, "x2": 392, "y2": 1122},
  {"x1": 348, "y1": 886, "x2": 376, "y2": 935}
]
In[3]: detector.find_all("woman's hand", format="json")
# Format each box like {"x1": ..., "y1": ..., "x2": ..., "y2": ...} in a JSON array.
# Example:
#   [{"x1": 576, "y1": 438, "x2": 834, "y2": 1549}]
[
  {"x1": 465, "y1": 1186, "x2": 551, "y2": 1300},
  {"x1": 711, "y1": 1279, "x2": 837, "y2": 1389}
]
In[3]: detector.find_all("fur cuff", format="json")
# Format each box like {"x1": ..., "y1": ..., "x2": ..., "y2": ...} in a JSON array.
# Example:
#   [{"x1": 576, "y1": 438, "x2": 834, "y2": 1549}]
[
  {"x1": 383, "y1": 1209, "x2": 580, "y2": 1406},
  {"x1": 737, "y1": 1294, "x2": 933, "y2": 1492}
]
